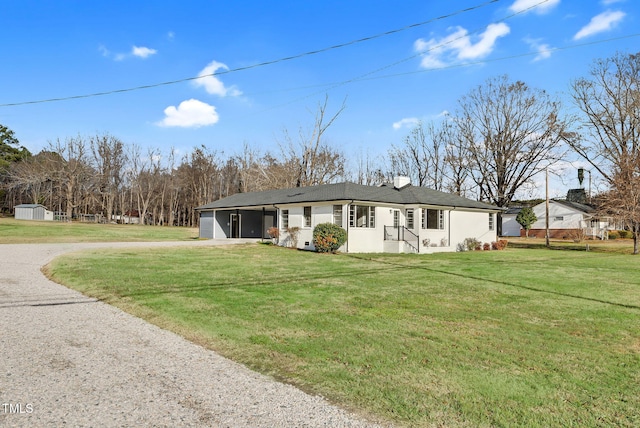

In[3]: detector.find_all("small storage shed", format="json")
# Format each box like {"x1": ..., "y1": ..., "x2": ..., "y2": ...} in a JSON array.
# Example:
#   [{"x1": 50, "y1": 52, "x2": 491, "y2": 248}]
[
  {"x1": 14, "y1": 204, "x2": 54, "y2": 221},
  {"x1": 501, "y1": 207, "x2": 523, "y2": 237}
]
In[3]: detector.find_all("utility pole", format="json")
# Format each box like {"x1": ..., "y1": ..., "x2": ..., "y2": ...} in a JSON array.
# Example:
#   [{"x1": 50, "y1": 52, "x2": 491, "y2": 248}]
[{"x1": 545, "y1": 167, "x2": 550, "y2": 248}]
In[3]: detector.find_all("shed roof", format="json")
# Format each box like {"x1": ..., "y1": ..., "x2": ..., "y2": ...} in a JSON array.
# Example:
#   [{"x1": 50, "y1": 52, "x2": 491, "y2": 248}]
[
  {"x1": 15, "y1": 204, "x2": 46, "y2": 209},
  {"x1": 196, "y1": 182, "x2": 499, "y2": 211}
]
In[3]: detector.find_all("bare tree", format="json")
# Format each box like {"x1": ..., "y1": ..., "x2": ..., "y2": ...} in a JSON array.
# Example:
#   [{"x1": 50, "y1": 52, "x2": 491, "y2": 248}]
[
  {"x1": 163, "y1": 148, "x2": 180, "y2": 226},
  {"x1": 174, "y1": 146, "x2": 222, "y2": 226},
  {"x1": 352, "y1": 149, "x2": 386, "y2": 186},
  {"x1": 48, "y1": 136, "x2": 94, "y2": 219},
  {"x1": 601, "y1": 166, "x2": 640, "y2": 253},
  {"x1": 91, "y1": 134, "x2": 127, "y2": 222},
  {"x1": 388, "y1": 121, "x2": 447, "y2": 189},
  {"x1": 129, "y1": 145, "x2": 163, "y2": 225},
  {"x1": 280, "y1": 95, "x2": 347, "y2": 187},
  {"x1": 440, "y1": 118, "x2": 472, "y2": 196},
  {"x1": 456, "y1": 75, "x2": 570, "y2": 234},
  {"x1": 569, "y1": 52, "x2": 640, "y2": 253}
]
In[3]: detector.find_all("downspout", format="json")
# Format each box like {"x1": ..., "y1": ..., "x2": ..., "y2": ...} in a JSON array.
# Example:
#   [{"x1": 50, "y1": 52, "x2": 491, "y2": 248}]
[
  {"x1": 273, "y1": 204, "x2": 279, "y2": 245},
  {"x1": 346, "y1": 200, "x2": 354, "y2": 253},
  {"x1": 449, "y1": 207, "x2": 456, "y2": 248}
]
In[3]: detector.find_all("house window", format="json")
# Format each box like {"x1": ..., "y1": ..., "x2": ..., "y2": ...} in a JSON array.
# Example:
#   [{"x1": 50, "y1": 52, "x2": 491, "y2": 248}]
[
  {"x1": 422, "y1": 209, "x2": 444, "y2": 230},
  {"x1": 333, "y1": 205, "x2": 343, "y2": 227},
  {"x1": 406, "y1": 209, "x2": 414, "y2": 229},
  {"x1": 349, "y1": 205, "x2": 375, "y2": 228},
  {"x1": 304, "y1": 206, "x2": 312, "y2": 228},
  {"x1": 281, "y1": 209, "x2": 289, "y2": 229},
  {"x1": 393, "y1": 210, "x2": 400, "y2": 228},
  {"x1": 489, "y1": 213, "x2": 495, "y2": 231}
]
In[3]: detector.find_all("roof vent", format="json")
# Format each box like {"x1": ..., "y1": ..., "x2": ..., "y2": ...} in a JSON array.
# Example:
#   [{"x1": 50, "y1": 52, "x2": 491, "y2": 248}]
[{"x1": 393, "y1": 176, "x2": 411, "y2": 189}]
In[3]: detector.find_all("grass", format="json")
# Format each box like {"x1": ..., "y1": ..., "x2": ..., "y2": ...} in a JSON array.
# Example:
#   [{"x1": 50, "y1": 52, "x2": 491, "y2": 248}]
[
  {"x1": 507, "y1": 236, "x2": 638, "y2": 254},
  {"x1": 0, "y1": 217, "x2": 198, "y2": 243},
  {"x1": 46, "y1": 243, "x2": 640, "y2": 427}
]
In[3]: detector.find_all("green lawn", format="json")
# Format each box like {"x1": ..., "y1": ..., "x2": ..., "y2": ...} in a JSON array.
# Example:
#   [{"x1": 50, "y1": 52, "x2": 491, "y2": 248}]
[
  {"x1": 46, "y1": 244, "x2": 640, "y2": 427},
  {"x1": 0, "y1": 217, "x2": 197, "y2": 243}
]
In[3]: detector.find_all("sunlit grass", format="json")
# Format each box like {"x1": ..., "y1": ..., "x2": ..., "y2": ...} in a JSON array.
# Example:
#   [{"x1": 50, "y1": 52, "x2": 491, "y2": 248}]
[
  {"x1": 0, "y1": 217, "x2": 197, "y2": 243},
  {"x1": 48, "y1": 244, "x2": 640, "y2": 427}
]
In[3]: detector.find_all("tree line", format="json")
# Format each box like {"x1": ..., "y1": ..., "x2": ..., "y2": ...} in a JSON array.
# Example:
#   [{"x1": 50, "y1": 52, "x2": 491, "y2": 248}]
[
  {"x1": 0, "y1": 96, "x2": 354, "y2": 227},
  {"x1": 1, "y1": 52, "x2": 639, "y2": 252}
]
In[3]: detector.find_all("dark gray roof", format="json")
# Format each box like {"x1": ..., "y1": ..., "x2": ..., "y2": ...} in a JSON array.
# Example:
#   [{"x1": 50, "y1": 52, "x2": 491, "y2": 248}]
[
  {"x1": 196, "y1": 182, "x2": 499, "y2": 211},
  {"x1": 504, "y1": 207, "x2": 523, "y2": 215}
]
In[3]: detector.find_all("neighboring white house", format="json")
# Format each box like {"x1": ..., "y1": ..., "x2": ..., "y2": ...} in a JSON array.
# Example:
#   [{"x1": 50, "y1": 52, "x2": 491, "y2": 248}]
[
  {"x1": 196, "y1": 178, "x2": 501, "y2": 253},
  {"x1": 524, "y1": 199, "x2": 612, "y2": 240},
  {"x1": 14, "y1": 204, "x2": 54, "y2": 221},
  {"x1": 111, "y1": 211, "x2": 141, "y2": 224}
]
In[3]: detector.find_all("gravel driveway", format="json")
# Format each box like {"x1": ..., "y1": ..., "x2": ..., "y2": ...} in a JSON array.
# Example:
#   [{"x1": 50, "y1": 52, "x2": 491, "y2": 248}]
[{"x1": 0, "y1": 241, "x2": 382, "y2": 427}]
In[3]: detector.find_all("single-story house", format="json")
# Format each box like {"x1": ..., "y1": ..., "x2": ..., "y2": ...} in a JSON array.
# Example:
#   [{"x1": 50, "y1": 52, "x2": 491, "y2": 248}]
[
  {"x1": 523, "y1": 199, "x2": 612, "y2": 239},
  {"x1": 195, "y1": 177, "x2": 501, "y2": 253},
  {"x1": 14, "y1": 204, "x2": 54, "y2": 221}
]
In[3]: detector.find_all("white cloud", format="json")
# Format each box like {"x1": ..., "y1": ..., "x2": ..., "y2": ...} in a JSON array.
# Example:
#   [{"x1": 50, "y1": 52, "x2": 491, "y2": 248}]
[
  {"x1": 509, "y1": 0, "x2": 561, "y2": 14},
  {"x1": 415, "y1": 23, "x2": 510, "y2": 68},
  {"x1": 194, "y1": 61, "x2": 242, "y2": 97},
  {"x1": 393, "y1": 117, "x2": 420, "y2": 130},
  {"x1": 574, "y1": 10, "x2": 626, "y2": 40},
  {"x1": 524, "y1": 37, "x2": 553, "y2": 61},
  {"x1": 98, "y1": 45, "x2": 110, "y2": 57},
  {"x1": 100, "y1": 45, "x2": 157, "y2": 61},
  {"x1": 459, "y1": 23, "x2": 511, "y2": 59},
  {"x1": 601, "y1": 0, "x2": 625, "y2": 5},
  {"x1": 157, "y1": 99, "x2": 219, "y2": 128},
  {"x1": 132, "y1": 46, "x2": 157, "y2": 58}
]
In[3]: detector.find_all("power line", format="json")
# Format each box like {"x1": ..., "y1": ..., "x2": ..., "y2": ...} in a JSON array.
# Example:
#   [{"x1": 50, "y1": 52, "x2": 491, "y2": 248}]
[
  {"x1": 251, "y1": 0, "x2": 559, "y2": 112},
  {"x1": 266, "y1": 32, "x2": 640, "y2": 94},
  {"x1": 0, "y1": 0, "x2": 501, "y2": 107}
]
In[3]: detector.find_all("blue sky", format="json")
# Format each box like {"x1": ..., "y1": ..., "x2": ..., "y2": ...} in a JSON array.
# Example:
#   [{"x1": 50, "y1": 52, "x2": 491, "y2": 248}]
[{"x1": 1, "y1": 0, "x2": 637, "y2": 197}]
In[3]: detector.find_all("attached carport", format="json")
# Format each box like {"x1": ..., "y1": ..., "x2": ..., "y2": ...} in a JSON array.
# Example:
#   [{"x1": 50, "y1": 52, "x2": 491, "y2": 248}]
[{"x1": 198, "y1": 207, "x2": 277, "y2": 240}]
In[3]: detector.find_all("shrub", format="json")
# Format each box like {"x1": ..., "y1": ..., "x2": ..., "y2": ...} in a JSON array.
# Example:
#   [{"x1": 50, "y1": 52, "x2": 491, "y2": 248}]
[
  {"x1": 491, "y1": 239, "x2": 509, "y2": 250},
  {"x1": 567, "y1": 228, "x2": 586, "y2": 243},
  {"x1": 618, "y1": 230, "x2": 632, "y2": 239},
  {"x1": 608, "y1": 231, "x2": 619, "y2": 240},
  {"x1": 267, "y1": 226, "x2": 279, "y2": 244},
  {"x1": 516, "y1": 207, "x2": 537, "y2": 238},
  {"x1": 312, "y1": 223, "x2": 347, "y2": 253},
  {"x1": 483, "y1": 242, "x2": 491, "y2": 251},
  {"x1": 286, "y1": 226, "x2": 301, "y2": 248},
  {"x1": 463, "y1": 237, "x2": 481, "y2": 251}
]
